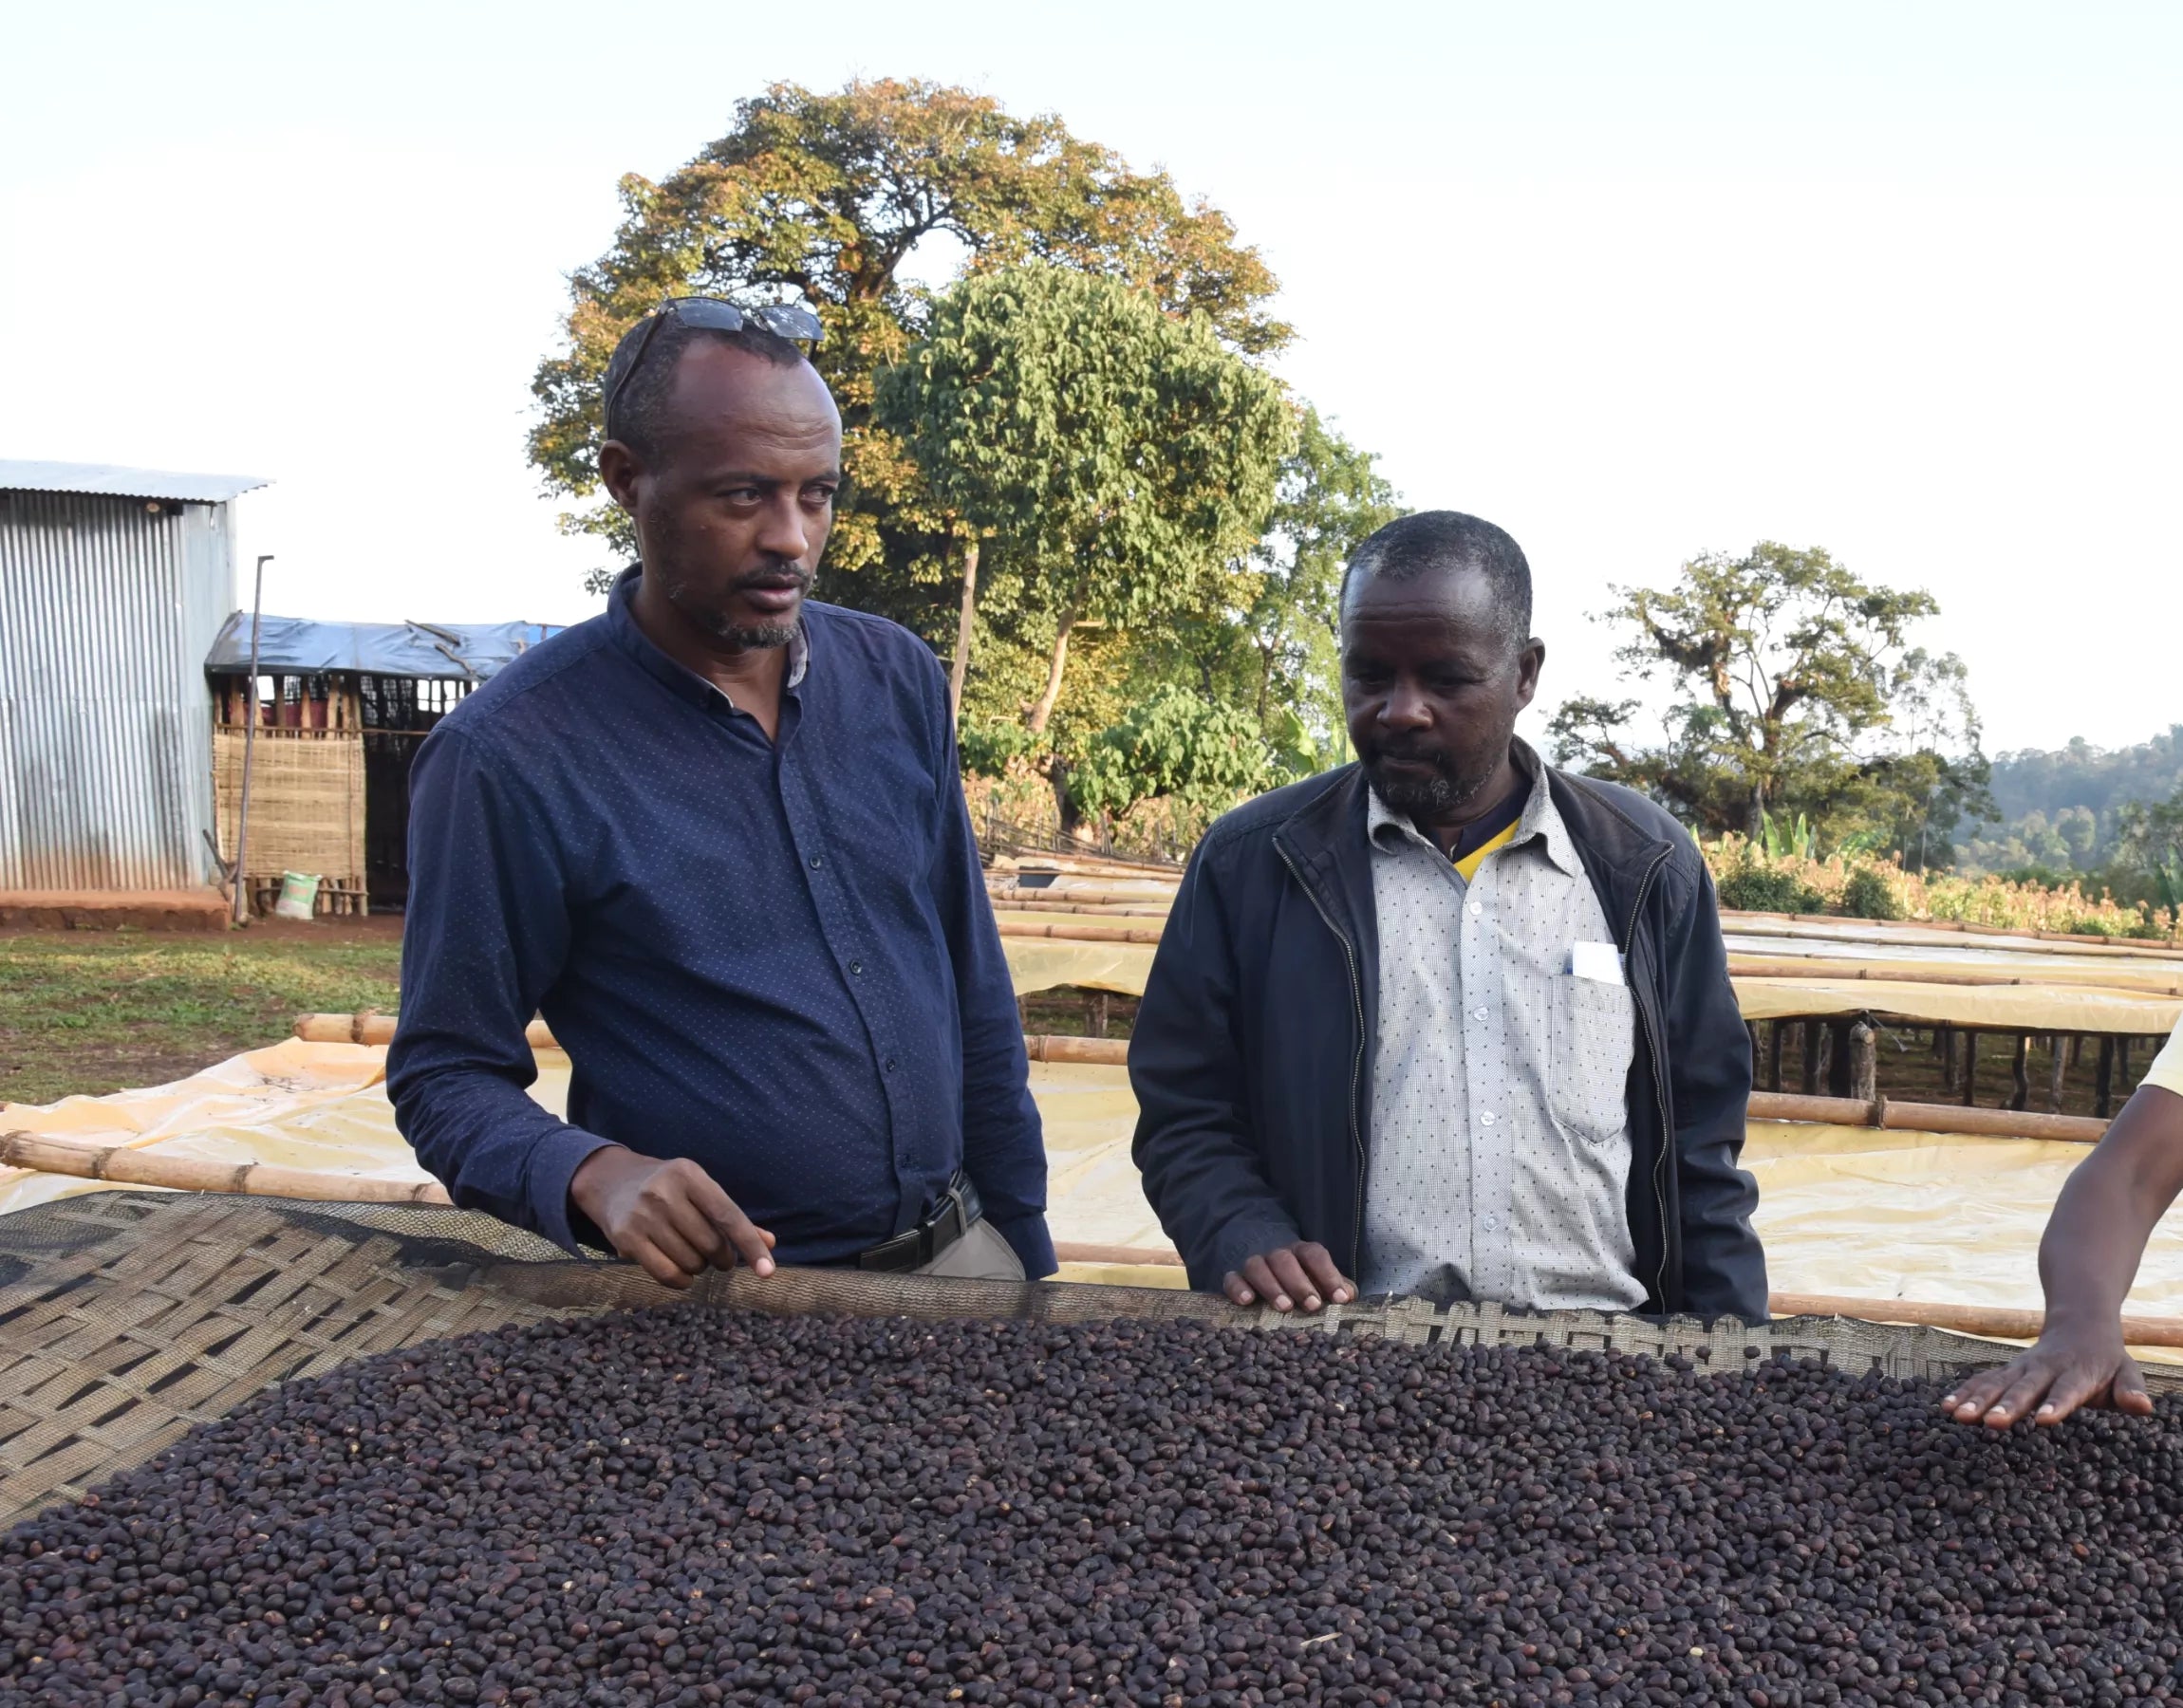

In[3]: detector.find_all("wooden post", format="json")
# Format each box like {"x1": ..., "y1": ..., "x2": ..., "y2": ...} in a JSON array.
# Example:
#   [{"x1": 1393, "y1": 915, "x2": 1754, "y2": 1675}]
[
  {"x1": 2009, "y1": 1033, "x2": 2031, "y2": 1112},
  {"x1": 2049, "y1": 1034, "x2": 2069, "y2": 1116},
  {"x1": 2096, "y1": 1035, "x2": 2116, "y2": 1119},
  {"x1": 1938, "y1": 1025, "x2": 1956, "y2": 1091},
  {"x1": 1746, "y1": 1021, "x2": 1762, "y2": 1078},
  {"x1": 1826, "y1": 1018, "x2": 1854, "y2": 1098},
  {"x1": 1849, "y1": 1021, "x2": 1877, "y2": 1103},
  {"x1": 1801, "y1": 1020, "x2": 1822, "y2": 1095},
  {"x1": 1087, "y1": 992, "x2": 1110, "y2": 1040},
  {"x1": 1766, "y1": 1020, "x2": 1785, "y2": 1093},
  {"x1": 2120, "y1": 1036, "x2": 2135, "y2": 1096},
  {"x1": 1962, "y1": 1031, "x2": 1979, "y2": 1106}
]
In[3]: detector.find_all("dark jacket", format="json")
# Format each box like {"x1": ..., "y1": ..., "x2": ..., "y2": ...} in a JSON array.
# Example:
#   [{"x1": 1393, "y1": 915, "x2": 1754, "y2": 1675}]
[{"x1": 1128, "y1": 752, "x2": 1767, "y2": 1321}]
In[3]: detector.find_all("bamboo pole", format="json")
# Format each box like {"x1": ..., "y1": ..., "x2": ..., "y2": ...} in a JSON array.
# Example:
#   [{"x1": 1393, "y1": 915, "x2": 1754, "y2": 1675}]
[
  {"x1": 996, "y1": 919, "x2": 1165, "y2": 945},
  {"x1": 1726, "y1": 957, "x2": 2183, "y2": 996},
  {"x1": 1748, "y1": 1090, "x2": 2108, "y2": 1143},
  {"x1": 989, "y1": 898, "x2": 1171, "y2": 918},
  {"x1": 0, "y1": 1129, "x2": 452, "y2": 1204},
  {"x1": 1022, "y1": 1033, "x2": 1129, "y2": 1066},
  {"x1": 1768, "y1": 1291, "x2": 2183, "y2": 1351}
]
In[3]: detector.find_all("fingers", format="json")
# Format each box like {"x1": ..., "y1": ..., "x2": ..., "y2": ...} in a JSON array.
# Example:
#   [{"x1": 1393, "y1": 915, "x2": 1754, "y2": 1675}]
[
  {"x1": 2111, "y1": 1353, "x2": 2155, "y2": 1418},
  {"x1": 1240, "y1": 1254, "x2": 1288, "y2": 1311},
  {"x1": 1942, "y1": 1366, "x2": 2014, "y2": 1425},
  {"x1": 1223, "y1": 1271, "x2": 1257, "y2": 1308},
  {"x1": 622, "y1": 1235, "x2": 697, "y2": 1290},
  {"x1": 1294, "y1": 1243, "x2": 1355, "y2": 1307},
  {"x1": 1980, "y1": 1363, "x2": 2064, "y2": 1430},
  {"x1": 660, "y1": 1161, "x2": 775, "y2": 1276},
  {"x1": 2032, "y1": 1358, "x2": 2118, "y2": 1427}
]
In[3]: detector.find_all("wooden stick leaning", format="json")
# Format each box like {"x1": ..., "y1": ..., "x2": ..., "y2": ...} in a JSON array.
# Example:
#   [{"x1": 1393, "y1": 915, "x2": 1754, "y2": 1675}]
[{"x1": 0, "y1": 1129, "x2": 452, "y2": 1205}]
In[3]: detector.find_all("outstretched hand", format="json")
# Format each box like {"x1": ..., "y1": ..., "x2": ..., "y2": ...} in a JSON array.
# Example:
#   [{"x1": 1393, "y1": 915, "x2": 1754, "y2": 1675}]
[
  {"x1": 1941, "y1": 1322, "x2": 2155, "y2": 1429},
  {"x1": 1223, "y1": 1241, "x2": 1355, "y2": 1313}
]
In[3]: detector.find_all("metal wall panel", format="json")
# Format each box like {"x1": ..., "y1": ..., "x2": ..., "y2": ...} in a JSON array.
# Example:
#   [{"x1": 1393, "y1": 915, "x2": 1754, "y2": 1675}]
[{"x1": 0, "y1": 490, "x2": 228, "y2": 890}]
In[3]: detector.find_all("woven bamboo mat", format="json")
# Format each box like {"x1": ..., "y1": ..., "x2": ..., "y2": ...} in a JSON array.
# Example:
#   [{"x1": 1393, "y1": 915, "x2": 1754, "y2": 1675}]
[{"x1": 1, "y1": 1192, "x2": 2169, "y2": 1531}]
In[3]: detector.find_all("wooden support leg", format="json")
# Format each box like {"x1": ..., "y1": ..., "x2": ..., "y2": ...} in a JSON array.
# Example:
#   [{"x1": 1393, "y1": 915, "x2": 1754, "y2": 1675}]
[
  {"x1": 2070, "y1": 1033, "x2": 2084, "y2": 1068},
  {"x1": 1827, "y1": 1018, "x2": 1854, "y2": 1098},
  {"x1": 1801, "y1": 1020, "x2": 1822, "y2": 1095},
  {"x1": 2097, "y1": 1035, "x2": 2116, "y2": 1119},
  {"x1": 1767, "y1": 1020, "x2": 1784, "y2": 1094},
  {"x1": 1088, "y1": 992, "x2": 1110, "y2": 1040},
  {"x1": 1962, "y1": 1031, "x2": 1979, "y2": 1106},
  {"x1": 2049, "y1": 1033, "x2": 2069, "y2": 1116},
  {"x1": 2010, "y1": 1033, "x2": 2030, "y2": 1112},
  {"x1": 1850, "y1": 1021, "x2": 1877, "y2": 1103},
  {"x1": 2121, "y1": 1036, "x2": 2135, "y2": 1094},
  {"x1": 1938, "y1": 1025, "x2": 1956, "y2": 1090},
  {"x1": 1746, "y1": 1022, "x2": 1762, "y2": 1079}
]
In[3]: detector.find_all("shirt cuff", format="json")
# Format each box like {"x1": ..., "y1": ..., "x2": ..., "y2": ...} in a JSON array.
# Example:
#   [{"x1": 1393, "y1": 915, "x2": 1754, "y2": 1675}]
[
  {"x1": 527, "y1": 1125, "x2": 619, "y2": 1256},
  {"x1": 989, "y1": 1210, "x2": 1056, "y2": 1280},
  {"x1": 1202, "y1": 1214, "x2": 1308, "y2": 1294}
]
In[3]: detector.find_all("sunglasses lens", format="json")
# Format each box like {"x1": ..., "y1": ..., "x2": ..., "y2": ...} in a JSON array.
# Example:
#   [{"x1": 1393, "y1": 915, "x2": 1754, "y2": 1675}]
[
  {"x1": 752, "y1": 305, "x2": 825, "y2": 343},
  {"x1": 668, "y1": 299, "x2": 748, "y2": 332}
]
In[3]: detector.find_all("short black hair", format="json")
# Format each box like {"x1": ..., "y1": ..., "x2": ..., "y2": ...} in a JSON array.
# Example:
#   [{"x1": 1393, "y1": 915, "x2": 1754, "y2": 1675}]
[
  {"x1": 1339, "y1": 510, "x2": 1533, "y2": 647},
  {"x1": 602, "y1": 316, "x2": 809, "y2": 460}
]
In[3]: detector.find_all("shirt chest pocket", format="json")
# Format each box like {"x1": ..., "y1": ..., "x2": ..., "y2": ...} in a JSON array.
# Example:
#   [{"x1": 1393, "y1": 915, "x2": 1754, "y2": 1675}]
[{"x1": 1548, "y1": 974, "x2": 1637, "y2": 1142}]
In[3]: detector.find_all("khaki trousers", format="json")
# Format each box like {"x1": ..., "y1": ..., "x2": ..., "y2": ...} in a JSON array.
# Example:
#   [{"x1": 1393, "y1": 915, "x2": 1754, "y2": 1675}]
[{"x1": 913, "y1": 1219, "x2": 1025, "y2": 1281}]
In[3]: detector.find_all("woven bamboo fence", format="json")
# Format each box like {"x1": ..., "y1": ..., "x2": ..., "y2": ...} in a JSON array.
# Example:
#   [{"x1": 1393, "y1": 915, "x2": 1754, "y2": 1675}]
[{"x1": 212, "y1": 726, "x2": 364, "y2": 890}]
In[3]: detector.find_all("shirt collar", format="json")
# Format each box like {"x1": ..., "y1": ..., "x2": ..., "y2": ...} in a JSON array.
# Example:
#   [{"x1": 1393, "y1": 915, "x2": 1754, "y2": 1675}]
[
  {"x1": 605, "y1": 564, "x2": 810, "y2": 713},
  {"x1": 1366, "y1": 748, "x2": 1583, "y2": 879}
]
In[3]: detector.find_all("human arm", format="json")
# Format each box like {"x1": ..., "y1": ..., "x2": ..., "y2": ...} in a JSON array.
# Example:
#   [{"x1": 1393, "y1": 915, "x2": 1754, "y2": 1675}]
[
  {"x1": 1941, "y1": 1081, "x2": 2183, "y2": 1427},
  {"x1": 1128, "y1": 840, "x2": 1353, "y2": 1311},
  {"x1": 387, "y1": 724, "x2": 774, "y2": 1286},
  {"x1": 1660, "y1": 849, "x2": 1770, "y2": 1322},
  {"x1": 926, "y1": 692, "x2": 1054, "y2": 1277}
]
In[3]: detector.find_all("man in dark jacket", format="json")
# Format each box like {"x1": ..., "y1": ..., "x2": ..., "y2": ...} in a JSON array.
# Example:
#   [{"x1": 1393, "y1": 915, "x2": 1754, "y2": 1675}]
[{"x1": 1129, "y1": 511, "x2": 1765, "y2": 1321}]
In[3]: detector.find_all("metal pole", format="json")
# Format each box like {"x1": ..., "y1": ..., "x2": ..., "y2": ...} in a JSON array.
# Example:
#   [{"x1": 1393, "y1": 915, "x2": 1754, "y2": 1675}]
[{"x1": 232, "y1": 555, "x2": 272, "y2": 927}]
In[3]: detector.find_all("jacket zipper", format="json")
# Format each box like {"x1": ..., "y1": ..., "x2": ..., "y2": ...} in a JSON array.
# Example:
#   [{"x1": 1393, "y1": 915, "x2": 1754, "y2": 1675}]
[
  {"x1": 1277, "y1": 842, "x2": 1369, "y2": 1277},
  {"x1": 1626, "y1": 845, "x2": 1676, "y2": 1309}
]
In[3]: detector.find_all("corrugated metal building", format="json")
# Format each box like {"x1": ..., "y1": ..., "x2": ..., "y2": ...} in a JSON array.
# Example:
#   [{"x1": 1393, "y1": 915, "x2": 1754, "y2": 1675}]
[{"x1": 0, "y1": 461, "x2": 269, "y2": 892}]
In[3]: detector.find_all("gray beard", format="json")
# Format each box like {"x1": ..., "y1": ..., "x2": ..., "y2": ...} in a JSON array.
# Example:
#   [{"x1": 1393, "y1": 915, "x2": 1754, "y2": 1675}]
[{"x1": 1366, "y1": 755, "x2": 1494, "y2": 824}]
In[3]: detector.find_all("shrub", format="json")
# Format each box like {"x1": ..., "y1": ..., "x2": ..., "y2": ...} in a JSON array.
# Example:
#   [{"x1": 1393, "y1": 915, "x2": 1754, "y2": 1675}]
[
  {"x1": 1839, "y1": 866, "x2": 1904, "y2": 920},
  {"x1": 1715, "y1": 864, "x2": 1826, "y2": 916}
]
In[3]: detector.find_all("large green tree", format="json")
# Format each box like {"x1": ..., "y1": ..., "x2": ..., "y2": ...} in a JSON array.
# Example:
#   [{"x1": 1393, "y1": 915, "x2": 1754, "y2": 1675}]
[
  {"x1": 1549, "y1": 543, "x2": 1993, "y2": 863},
  {"x1": 529, "y1": 79, "x2": 1288, "y2": 626},
  {"x1": 873, "y1": 264, "x2": 1294, "y2": 750},
  {"x1": 1143, "y1": 407, "x2": 1402, "y2": 773}
]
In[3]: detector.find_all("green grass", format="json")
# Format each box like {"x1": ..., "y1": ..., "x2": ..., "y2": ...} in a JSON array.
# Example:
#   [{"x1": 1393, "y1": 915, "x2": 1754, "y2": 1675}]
[{"x1": 0, "y1": 933, "x2": 402, "y2": 1107}]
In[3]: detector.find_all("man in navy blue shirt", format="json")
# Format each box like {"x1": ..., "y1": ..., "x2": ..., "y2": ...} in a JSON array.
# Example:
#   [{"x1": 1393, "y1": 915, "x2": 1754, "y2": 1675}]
[{"x1": 387, "y1": 300, "x2": 1053, "y2": 1289}]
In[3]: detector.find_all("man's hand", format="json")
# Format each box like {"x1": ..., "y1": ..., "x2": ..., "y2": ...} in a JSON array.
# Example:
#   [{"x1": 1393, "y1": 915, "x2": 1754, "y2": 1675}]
[
  {"x1": 1941, "y1": 1321, "x2": 2155, "y2": 1429},
  {"x1": 570, "y1": 1146, "x2": 776, "y2": 1290},
  {"x1": 1223, "y1": 1242, "x2": 1355, "y2": 1313}
]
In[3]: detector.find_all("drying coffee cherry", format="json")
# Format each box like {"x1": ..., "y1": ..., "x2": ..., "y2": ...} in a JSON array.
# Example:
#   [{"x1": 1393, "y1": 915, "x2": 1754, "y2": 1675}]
[{"x1": 3, "y1": 1309, "x2": 2180, "y2": 1707}]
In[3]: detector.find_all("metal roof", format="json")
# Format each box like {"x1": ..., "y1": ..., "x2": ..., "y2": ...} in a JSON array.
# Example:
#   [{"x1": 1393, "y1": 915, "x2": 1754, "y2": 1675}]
[
  {"x1": 0, "y1": 460, "x2": 271, "y2": 505},
  {"x1": 204, "y1": 613, "x2": 565, "y2": 681}
]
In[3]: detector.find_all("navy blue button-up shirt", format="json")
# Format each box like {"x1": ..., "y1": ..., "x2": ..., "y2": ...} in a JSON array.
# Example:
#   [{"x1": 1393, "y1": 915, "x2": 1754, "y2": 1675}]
[{"x1": 386, "y1": 569, "x2": 1053, "y2": 1273}]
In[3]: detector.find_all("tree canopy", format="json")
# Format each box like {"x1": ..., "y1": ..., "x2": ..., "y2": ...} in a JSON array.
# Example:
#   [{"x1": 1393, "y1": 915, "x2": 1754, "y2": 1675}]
[
  {"x1": 529, "y1": 79, "x2": 1288, "y2": 621},
  {"x1": 1549, "y1": 543, "x2": 1992, "y2": 864},
  {"x1": 875, "y1": 264, "x2": 1292, "y2": 739}
]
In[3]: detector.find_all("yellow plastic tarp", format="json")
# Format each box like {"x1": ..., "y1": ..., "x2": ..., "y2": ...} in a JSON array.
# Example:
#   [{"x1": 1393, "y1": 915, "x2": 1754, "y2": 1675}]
[
  {"x1": 1003, "y1": 938, "x2": 1158, "y2": 997},
  {"x1": 15, "y1": 1047, "x2": 2183, "y2": 1351}
]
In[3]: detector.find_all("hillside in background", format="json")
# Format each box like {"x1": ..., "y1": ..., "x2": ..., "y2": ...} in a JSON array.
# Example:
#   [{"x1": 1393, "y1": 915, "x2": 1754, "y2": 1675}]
[{"x1": 1963, "y1": 725, "x2": 2183, "y2": 876}]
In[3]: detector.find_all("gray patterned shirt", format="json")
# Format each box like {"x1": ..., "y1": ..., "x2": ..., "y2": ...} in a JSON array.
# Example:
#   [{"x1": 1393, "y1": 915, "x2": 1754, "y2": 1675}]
[{"x1": 1360, "y1": 763, "x2": 1647, "y2": 1312}]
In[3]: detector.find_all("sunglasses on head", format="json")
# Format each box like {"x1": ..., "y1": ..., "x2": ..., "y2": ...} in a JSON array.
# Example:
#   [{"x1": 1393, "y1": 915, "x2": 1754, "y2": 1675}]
[{"x1": 604, "y1": 296, "x2": 826, "y2": 428}]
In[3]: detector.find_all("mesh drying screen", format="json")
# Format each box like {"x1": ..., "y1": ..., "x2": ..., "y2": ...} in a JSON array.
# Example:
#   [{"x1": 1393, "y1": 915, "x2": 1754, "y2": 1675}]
[{"x1": 0, "y1": 1191, "x2": 2165, "y2": 1530}]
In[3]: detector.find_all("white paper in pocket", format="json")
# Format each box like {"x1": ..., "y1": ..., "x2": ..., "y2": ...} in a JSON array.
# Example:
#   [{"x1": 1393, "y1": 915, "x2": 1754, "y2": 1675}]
[{"x1": 1569, "y1": 941, "x2": 1626, "y2": 986}]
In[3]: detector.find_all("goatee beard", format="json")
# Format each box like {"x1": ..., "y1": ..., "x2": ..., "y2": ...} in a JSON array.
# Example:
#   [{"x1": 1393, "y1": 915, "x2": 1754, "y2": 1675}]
[
  {"x1": 1365, "y1": 753, "x2": 1494, "y2": 823},
  {"x1": 663, "y1": 570, "x2": 809, "y2": 651}
]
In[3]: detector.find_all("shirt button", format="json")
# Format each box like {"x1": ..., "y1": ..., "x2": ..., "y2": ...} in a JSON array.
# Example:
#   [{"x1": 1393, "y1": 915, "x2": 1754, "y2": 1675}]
[
  {"x1": 1482, "y1": 1214, "x2": 1500, "y2": 1234},
  {"x1": 1467, "y1": 900, "x2": 1483, "y2": 917},
  {"x1": 884, "y1": 1057, "x2": 899, "y2": 1074},
  {"x1": 849, "y1": 959, "x2": 864, "y2": 975},
  {"x1": 1480, "y1": 1111, "x2": 1497, "y2": 1126},
  {"x1": 1473, "y1": 1007, "x2": 1489, "y2": 1021},
  {"x1": 808, "y1": 854, "x2": 824, "y2": 869}
]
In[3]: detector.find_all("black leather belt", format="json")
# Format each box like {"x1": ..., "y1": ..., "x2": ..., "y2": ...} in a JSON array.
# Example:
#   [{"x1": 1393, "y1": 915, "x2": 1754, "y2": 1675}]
[{"x1": 853, "y1": 1173, "x2": 982, "y2": 1272}]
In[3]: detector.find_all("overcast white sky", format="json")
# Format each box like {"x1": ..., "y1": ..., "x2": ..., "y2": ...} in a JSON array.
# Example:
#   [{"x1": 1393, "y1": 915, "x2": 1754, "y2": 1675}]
[{"x1": 4, "y1": 2, "x2": 2177, "y2": 753}]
